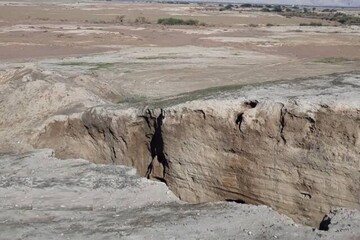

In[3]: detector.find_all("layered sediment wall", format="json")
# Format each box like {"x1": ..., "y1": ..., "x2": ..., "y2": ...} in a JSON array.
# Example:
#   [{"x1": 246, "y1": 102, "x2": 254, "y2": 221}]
[{"x1": 34, "y1": 92, "x2": 360, "y2": 227}]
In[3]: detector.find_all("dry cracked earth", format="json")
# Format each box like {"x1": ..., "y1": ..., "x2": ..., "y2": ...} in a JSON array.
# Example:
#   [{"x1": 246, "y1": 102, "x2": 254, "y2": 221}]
[{"x1": 0, "y1": 1, "x2": 360, "y2": 240}]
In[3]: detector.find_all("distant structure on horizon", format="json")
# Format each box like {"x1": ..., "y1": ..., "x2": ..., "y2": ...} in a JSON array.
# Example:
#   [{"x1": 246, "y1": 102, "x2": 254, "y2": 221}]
[{"x1": 152, "y1": 0, "x2": 360, "y2": 7}]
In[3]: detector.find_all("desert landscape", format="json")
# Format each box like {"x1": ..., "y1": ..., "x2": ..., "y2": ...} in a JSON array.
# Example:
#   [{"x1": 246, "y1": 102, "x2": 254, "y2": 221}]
[{"x1": 0, "y1": 0, "x2": 359, "y2": 239}]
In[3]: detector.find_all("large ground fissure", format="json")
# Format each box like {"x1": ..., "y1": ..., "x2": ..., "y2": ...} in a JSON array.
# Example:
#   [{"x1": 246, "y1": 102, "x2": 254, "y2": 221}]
[{"x1": 33, "y1": 100, "x2": 360, "y2": 228}]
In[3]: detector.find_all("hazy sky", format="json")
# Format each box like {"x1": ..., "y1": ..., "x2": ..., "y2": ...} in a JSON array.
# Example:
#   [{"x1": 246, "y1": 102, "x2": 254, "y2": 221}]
[
  {"x1": 225, "y1": 0, "x2": 360, "y2": 7},
  {"x1": 9, "y1": 0, "x2": 360, "y2": 7}
]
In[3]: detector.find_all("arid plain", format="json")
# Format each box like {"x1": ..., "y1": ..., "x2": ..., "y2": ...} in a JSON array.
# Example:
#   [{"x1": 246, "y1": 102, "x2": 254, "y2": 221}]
[{"x1": 0, "y1": 1, "x2": 360, "y2": 239}]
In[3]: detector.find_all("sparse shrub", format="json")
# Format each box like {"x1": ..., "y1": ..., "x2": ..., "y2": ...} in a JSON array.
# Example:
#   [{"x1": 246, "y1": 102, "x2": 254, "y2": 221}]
[
  {"x1": 315, "y1": 57, "x2": 359, "y2": 64},
  {"x1": 157, "y1": 18, "x2": 199, "y2": 26},
  {"x1": 261, "y1": 8, "x2": 271, "y2": 12},
  {"x1": 220, "y1": 4, "x2": 233, "y2": 11},
  {"x1": 240, "y1": 3, "x2": 252, "y2": 8},
  {"x1": 249, "y1": 23, "x2": 258, "y2": 27},
  {"x1": 338, "y1": 18, "x2": 347, "y2": 24},
  {"x1": 299, "y1": 22, "x2": 322, "y2": 26},
  {"x1": 266, "y1": 23, "x2": 274, "y2": 27},
  {"x1": 224, "y1": 4, "x2": 234, "y2": 9},
  {"x1": 280, "y1": 8, "x2": 359, "y2": 26},
  {"x1": 114, "y1": 15, "x2": 125, "y2": 23},
  {"x1": 37, "y1": 17, "x2": 49, "y2": 21},
  {"x1": 272, "y1": 5, "x2": 283, "y2": 12},
  {"x1": 135, "y1": 16, "x2": 150, "y2": 24},
  {"x1": 291, "y1": 29, "x2": 303, "y2": 32},
  {"x1": 332, "y1": 13, "x2": 360, "y2": 25},
  {"x1": 309, "y1": 22, "x2": 322, "y2": 26},
  {"x1": 93, "y1": 20, "x2": 107, "y2": 24}
]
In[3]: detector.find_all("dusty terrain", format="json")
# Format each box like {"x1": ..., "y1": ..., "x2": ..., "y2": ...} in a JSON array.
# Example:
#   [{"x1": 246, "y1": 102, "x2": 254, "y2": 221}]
[
  {"x1": 0, "y1": 1, "x2": 360, "y2": 239},
  {"x1": 1, "y1": 149, "x2": 359, "y2": 240},
  {"x1": 1, "y1": 1, "x2": 360, "y2": 60}
]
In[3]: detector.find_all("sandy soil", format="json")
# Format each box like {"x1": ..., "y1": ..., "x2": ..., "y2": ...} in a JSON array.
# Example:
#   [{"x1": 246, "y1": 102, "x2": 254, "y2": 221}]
[{"x1": 0, "y1": 2, "x2": 359, "y2": 61}]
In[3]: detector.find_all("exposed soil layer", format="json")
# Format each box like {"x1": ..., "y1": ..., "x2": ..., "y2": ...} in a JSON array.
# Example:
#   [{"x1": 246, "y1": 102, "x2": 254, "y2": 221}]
[{"x1": 33, "y1": 73, "x2": 360, "y2": 228}]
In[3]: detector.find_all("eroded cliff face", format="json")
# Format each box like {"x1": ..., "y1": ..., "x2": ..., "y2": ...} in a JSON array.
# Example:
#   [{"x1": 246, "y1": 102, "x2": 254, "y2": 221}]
[
  {"x1": 155, "y1": 102, "x2": 360, "y2": 226},
  {"x1": 33, "y1": 98, "x2": 360, "y2": 227},
  {"x1": 32, "y1": 68, "x2": 360, "y2": 228},
  {"x1": 34, "y1": 107, "x2": 153, "y2": 176}
]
